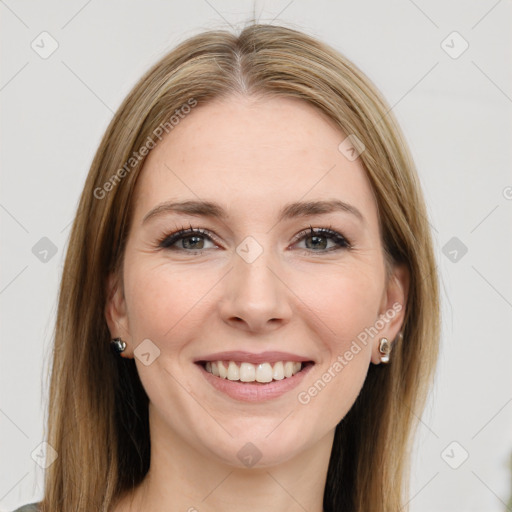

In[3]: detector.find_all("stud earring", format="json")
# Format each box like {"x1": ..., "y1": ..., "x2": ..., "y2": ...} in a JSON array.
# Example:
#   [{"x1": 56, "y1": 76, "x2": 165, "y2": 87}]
[
  {"x1": 111, "y1": 338, "x2": 127, "y2": 354},
  {"x1": 378, "y1": 337, "x2": 391, "y2": 363}
]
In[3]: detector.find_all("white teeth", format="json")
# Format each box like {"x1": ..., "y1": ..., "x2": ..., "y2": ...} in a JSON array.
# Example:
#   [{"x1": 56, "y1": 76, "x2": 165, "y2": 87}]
[
  {"x1": 227, "y1": 361, "x2": 239, "y2": 381},
  {"x1": 272, "y1": 361, "x2": 284, "y2": 380},
  {"x1": 256, "y1": 363, "x2": 273, "y2": 383},
  {"x1": 204, "y1": 360, "x2": 304, "y2": 383},
  {"x1": 239, "y1": 362, "x2": 256, "y2": 382},
  {"x1": 218, "y1": 361, "x2": 228, "y2": 379}
]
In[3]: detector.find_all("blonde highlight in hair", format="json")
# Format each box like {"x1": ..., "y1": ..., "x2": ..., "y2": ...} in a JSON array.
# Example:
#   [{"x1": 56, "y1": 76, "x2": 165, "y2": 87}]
[{"x1": 42, "y1": 24, "x2": 439, "y2": 512}]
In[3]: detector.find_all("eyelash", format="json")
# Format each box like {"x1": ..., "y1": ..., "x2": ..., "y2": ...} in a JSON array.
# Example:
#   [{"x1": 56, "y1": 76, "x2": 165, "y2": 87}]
[{"x1": 156, "y1": 224, "x2": 352, "y2": 254}]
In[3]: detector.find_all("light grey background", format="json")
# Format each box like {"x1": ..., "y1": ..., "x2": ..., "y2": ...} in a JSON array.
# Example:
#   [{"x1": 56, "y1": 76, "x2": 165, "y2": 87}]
[{"x1": 1, "y1": 1, "x2": 511, "y2": 511}]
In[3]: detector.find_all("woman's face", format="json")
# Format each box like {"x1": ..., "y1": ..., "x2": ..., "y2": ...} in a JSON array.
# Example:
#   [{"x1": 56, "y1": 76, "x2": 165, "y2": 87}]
[{"x1": 107, "y1": 95, "x2": 408, "y2": 468}]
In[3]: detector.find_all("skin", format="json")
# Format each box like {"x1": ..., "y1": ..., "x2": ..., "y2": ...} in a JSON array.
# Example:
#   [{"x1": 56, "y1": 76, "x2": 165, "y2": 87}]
[{"x1": 106, "y1": 95, "x2": 408, "y2": 512}]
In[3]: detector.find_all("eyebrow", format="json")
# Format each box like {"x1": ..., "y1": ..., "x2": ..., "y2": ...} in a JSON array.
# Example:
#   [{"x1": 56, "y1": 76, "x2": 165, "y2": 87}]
[{"x1": 142, "y1": 198, "x2": 364, "y2": 225}]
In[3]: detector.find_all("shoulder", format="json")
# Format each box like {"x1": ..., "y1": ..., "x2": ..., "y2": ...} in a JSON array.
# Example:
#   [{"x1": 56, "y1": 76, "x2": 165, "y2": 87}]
[{"x1": 10, "y1": 503, "x2": 40, "y2": 512}]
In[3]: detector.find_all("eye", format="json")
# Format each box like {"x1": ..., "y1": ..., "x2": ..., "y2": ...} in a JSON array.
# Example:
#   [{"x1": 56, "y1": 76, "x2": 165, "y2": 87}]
[
  {"x1": 157, "y1": 224, "x2": 351, "y2": 254},
  {"x1": 157, "y1": 225, "x2": 217, "y2": 251},
  {"x1": 292, "y1": 226, "x2": 351, "y2": 253}
]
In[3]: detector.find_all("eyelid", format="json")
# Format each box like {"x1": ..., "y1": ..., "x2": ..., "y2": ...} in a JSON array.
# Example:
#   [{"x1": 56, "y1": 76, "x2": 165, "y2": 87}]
[
  {"x1": 157, "y1": 224, "x2": 352, "y2": 252},
  {"x1": 157, "y1": 225, "x2": 221, "y2": 250},
  {"x1": 290, "y1": 225, "x2": 352, "y2": 249}
]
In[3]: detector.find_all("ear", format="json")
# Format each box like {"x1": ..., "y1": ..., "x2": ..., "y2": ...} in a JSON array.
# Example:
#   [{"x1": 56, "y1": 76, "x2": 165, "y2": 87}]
[
  {"x1": 370, "y1": 262, "x2": 409, "y2": 364},
  {"x1": 105, "y1": 271, "x2": 133, "y2": 358}
]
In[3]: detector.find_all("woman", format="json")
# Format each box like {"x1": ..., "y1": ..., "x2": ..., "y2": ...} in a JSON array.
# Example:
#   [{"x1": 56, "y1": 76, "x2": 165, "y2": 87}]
[{"x1": 14, "y1": 23, "x2": 439, "y2": 512}]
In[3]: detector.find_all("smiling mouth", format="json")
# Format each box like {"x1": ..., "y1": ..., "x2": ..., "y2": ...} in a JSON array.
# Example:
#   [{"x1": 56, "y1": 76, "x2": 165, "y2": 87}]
[{"x1": 198, "y1": 360, "x2": 314, "y2": 384}]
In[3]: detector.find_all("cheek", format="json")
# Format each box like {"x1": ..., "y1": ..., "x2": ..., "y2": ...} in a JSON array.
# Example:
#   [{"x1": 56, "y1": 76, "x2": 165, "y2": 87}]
[
  {"x1": 123, "y1": 260, "x2": 219, "y2": 345},
  {"x1": 292, "y1": 265, "x2": 383, "y2": 415},
  {"x1": 299, "y1": 262, "x2": 384, "y2": 348}
]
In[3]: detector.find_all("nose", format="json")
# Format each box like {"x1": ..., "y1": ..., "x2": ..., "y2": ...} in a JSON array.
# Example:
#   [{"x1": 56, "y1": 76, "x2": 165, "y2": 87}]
[{"x1": 218, "y1": 250, "x2": 293, "y2": 334}]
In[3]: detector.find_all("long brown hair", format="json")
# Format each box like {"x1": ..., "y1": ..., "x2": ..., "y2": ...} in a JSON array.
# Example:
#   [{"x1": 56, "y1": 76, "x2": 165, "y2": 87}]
[{"x1": 41, "y1": 23, "x2": 440, "y2": 512}]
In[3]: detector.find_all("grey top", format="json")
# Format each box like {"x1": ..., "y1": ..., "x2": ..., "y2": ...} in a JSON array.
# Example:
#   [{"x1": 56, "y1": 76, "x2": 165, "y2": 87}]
[{"x1": 11, "y1": 504, "x2": 39, "y2": 512}]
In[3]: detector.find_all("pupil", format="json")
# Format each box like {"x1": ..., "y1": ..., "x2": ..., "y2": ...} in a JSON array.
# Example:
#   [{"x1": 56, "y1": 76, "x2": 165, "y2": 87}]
[
  {"x1": 183, "y1": 236, "x2": 203, "y2": 249},
  {"x1": 306, "y1": 235, "x2": 326, "y2": 250}
]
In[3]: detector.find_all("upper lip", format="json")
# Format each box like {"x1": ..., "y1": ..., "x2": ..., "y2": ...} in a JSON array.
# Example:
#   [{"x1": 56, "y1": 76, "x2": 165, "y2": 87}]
[{"x1": 194, "y1": 351, "x2": 314, "y2": 364}]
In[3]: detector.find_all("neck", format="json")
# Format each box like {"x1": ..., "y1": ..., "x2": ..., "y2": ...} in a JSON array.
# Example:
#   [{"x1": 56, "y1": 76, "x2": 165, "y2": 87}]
[{"x1": 116, "y1": 404, "x2": 334, "y2": 512}]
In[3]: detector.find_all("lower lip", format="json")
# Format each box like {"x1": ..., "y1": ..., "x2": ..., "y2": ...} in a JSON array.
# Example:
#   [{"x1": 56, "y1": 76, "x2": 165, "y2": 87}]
[{"x1": 197, "y1": 363, "x2": 314, "y2": 402}]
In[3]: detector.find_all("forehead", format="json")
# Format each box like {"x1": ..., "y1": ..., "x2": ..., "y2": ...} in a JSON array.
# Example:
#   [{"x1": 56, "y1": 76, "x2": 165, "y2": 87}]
[{"x1": 132, "y1": 95, "x2": 378, "y2": 225}]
